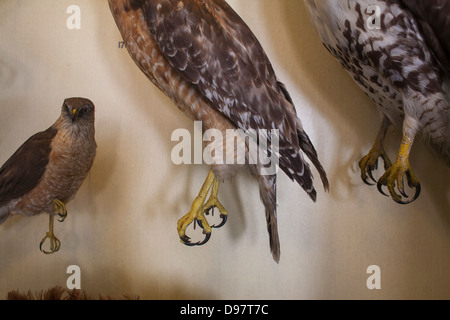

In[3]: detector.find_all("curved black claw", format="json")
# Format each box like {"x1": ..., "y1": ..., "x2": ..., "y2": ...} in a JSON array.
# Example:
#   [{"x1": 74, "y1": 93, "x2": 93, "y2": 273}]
[
  {"x1": 376, "y1": 182, "x2": 390, "y2": 197},
  {"x1": 39, "y1": 234, "x2": 61, "y2": 255},
  {"x1": 196, "y1": 219, "x2": 205, "y2": 230},
  {"x1": 180, "y1": 229, "x2": 211, "y2": 247},
  {"x1": 53, "y1": 200, "x2": 67, "y2": 223},
  {"x1": 198, "y1": 208, "x2": 227, "y2": 229},
  {"x1": 399, "y1": 183, "x2": 408, "y2": 198},
  {"x1": 396, "y1": 183, "x2": 421, "y2": 205},
  {"x1": 360, "y1": 154, "x2": 392, "y2": 187},
  {"x1": 359, "y1": 159, "x2": 378, "y2": 186},
  {"x1": 214, "y1": 214, "x2": 227, "y2": 229},
  {"x1": 377, "y1": 181, "x2": 421, "y2": 205},
  {"x1": 363, "y1": 169, "x2": 378, "y2": 186}
]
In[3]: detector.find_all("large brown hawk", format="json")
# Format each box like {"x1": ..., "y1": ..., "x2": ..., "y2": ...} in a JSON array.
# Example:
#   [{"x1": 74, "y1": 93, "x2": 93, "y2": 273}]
[
  {"x1": 305, "y1": 0, "x2": 450, "y2": 204},
  {"x1": 0, "y1": 98, "x2": 97, "y2": 254},
  {"x1": 109, "y1": 0, "x2": 329, "y2": 262}
]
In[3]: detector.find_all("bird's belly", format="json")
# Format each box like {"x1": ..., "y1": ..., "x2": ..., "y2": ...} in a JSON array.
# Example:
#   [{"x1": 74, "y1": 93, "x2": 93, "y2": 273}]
[
  {"x1": 8, "y1": 190, "x2": 55, "y2": 217},
  {"x1": 340, "y1": 59, "x2": 405, "y2": 128},
  {"x1": 305, "y1": 0, "x2": 410, "y2": 128}
]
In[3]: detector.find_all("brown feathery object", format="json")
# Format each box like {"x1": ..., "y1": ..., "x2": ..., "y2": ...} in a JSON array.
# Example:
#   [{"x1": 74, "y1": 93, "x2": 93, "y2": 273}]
[{"x1": 6, "y1": 286, "x2": 139, "y2": 300}]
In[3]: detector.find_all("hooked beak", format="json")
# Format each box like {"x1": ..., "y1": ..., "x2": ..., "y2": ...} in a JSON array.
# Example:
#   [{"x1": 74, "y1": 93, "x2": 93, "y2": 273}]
[
  {"x1": 64, "y1": 102, "x2": 78, "y2": 120},
  {"x1": 67, "y1": 107, "x2": 78, "y2": 120}
]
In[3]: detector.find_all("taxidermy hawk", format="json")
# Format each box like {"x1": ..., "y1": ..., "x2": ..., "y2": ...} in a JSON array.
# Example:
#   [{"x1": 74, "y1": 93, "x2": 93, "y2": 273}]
[
  {"x1": 0, "y1": 98, "x2": 96, "y2": 254},
  {"x1": 304, "y1": 0, "x2": 450, "y2": 204},
  {"x1": 109, "y1": 0, "x2": 329, "y2": 262}
]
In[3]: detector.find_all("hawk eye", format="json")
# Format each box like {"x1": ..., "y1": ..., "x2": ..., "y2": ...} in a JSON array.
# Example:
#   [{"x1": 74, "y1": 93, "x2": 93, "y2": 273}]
[{"x1": 81, "y1": 104, "x2": 90, "y2": 113}]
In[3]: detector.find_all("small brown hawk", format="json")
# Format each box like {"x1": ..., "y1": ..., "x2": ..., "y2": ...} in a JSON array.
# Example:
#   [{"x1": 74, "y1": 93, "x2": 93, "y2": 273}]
[
  {"x1": 109, "y1": 0, "x2": 329, "y2": 262},
  {"x1": 0, "y1": 98, "x2": 97, "y2": 254},
  {"x1": 305, "y1": 0, "x2": 450, "y2": 204}
]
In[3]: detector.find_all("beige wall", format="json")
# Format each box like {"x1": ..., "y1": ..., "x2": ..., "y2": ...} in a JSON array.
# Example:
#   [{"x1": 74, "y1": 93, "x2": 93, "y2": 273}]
[{"x1": 0, "y1": 0, "x2": 449, "y2": 300}]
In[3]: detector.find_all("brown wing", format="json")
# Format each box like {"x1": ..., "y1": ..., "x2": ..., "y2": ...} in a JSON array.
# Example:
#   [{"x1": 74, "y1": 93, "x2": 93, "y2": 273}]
[
  {"x1": 127, "y1": 0, "x2": 324, "y2": 198},
  {"x1": 139, "y1": 0, "x2": 291, "y2": 129},
  {"x1": 401, "y1": 0, "x2": 450, "y2": 71},
  {"x1": 0, "y1": 127, "x2": 57, "y2": 206}
]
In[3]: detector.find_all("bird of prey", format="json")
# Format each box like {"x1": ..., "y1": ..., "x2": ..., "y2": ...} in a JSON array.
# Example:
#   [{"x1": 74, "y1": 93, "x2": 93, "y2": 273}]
[
  {"x1": 0, "y1": 98, "x2": 96, "y2": 254},
  {"x1": 304, "y1": 0, "x2": 450, "y2": 204},
  {"x1": 109, "y1": 0, "x2": 329, "y2": 262}
]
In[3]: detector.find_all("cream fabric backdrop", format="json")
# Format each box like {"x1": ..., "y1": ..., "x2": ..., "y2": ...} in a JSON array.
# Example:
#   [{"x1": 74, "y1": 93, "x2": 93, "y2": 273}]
[{"x1": 0, "y1": 0, "x2": 449, "y2": 299}]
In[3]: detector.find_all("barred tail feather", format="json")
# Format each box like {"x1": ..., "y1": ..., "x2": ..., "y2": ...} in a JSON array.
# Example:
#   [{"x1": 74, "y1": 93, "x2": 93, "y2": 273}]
[
  {"x1": 257, "y1": 173, "x2": 280, "y2": 263},
  {"x1": 278, "y1": 147, "x2": 317, "y2": 201},
  {"x1": 277, "y1": 81, "x2": 329, "y2": 196},
  {"x1": 297, "y1": 126, "x2": 330, "y2": 192}
]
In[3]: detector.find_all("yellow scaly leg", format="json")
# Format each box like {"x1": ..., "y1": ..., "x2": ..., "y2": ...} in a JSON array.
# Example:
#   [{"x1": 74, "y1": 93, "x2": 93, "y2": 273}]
[
  {"x1": 201, "y1": 177, "x2": 228, "y2": 228},
  {"x1": 54, "y1": 199, "x2": 68, "y2": 222},
  {"x1": 177, "y1": 169, "x2": 228, "y2": 246},
  {"x1": 39, "y1": 215, "x2": 61, "y2": 254},
  {"x1": 377, "y1": 135, "x2": 421, "y2": 204},
  {"x1": 39, "y1": 199, "x2": 67, "y2": 254},
  {"x1": 359, "y1": 116, "x2": 393, "y2": 185}
]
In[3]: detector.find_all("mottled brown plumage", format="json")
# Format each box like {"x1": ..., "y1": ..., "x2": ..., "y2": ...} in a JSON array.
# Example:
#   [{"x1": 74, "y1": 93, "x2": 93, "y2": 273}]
[
  {"x1": 305, "y1": 0, "x2": 450, "y2": 204},
  {"x1": 401, "y1": 0, "x2": 450, "y2": 72},
  {"x1": 109, "y1": 0, "x2": 328, "y2": 262},
  {"x1": 0, "y1": 97, "x2": 96, "y2": 253},
  {"x1": 6, "y1": 286, "x2": 139, "y2": 300}
]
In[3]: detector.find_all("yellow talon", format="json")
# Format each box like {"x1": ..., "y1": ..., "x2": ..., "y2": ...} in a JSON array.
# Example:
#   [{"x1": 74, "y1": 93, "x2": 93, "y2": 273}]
[
  {"x1": 53, "y1": 199, "x2": 68, "y2": 222},
  {"x1": 39, "y1": 199, "x2": 67, "y2": 254},
  {"x1": 202, "y1": 178, "x2": 228, "y2": 226},
  {"x1": 177, "y1": 169, "x2": 228, "y2": 246},
  {"x1": 40, "y1": 215, "x2": 61, "y2": 254},
  {"x1": 359, "y1": 116, "x2": 392, "y2": 185},
  {"x1": 377, "y1": 135, "x2": 421, "y2": 204}
]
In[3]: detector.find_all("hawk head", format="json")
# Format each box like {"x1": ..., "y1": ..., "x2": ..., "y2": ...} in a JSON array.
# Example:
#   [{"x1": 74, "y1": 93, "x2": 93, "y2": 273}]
[{"x1": 62, "y1": 97, "x2": 95, "y2": 124}]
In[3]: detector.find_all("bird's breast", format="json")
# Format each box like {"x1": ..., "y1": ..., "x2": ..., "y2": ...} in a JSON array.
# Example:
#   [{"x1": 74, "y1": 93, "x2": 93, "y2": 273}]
[
  {"x1": 46, "y1": 127, "x2": 96, "y2": 199},
  {"x1": 304, "y1": 0, "x2": 447, "y2": 129},
  {"x1": 8, "y1": 126, "x2": 96, "y2": 217}
]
